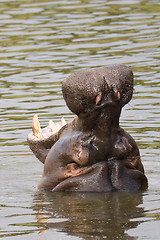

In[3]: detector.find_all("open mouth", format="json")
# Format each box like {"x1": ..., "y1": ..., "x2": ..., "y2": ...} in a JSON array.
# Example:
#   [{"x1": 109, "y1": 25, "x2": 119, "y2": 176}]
[{"x1": 31, "y1": 114, "x2": 67, "y2": 140}]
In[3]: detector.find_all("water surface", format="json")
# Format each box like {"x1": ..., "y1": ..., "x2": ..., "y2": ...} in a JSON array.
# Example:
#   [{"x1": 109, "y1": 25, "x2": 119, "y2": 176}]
[{"x1": 0, "y1": 0, "x2": 160, "y2": 239}]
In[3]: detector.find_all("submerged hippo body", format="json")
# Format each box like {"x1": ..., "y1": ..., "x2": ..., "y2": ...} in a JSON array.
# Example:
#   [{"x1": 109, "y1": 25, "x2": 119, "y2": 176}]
[{"x1": 27, "y1": 64, "x2": 148, "y2": 192}]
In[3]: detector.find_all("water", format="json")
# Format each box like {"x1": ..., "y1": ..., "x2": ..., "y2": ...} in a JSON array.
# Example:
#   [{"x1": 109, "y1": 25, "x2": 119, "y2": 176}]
[{"x1": 0, "y1": 0, "x2": 160, "y2": 239}]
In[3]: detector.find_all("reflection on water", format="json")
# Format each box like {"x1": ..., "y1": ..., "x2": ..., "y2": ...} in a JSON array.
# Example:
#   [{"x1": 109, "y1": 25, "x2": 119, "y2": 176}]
[
  {"x1": 33, "y1": 191, "x2": 145, "y2": 240},
  {"x1": 0, "y1": 0, "x2": 160, "y2": 239}
]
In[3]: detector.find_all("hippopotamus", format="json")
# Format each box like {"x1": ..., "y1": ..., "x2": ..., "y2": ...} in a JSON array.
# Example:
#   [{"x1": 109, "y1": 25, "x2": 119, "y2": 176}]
[{"x1": 27, "y1": 64, "x2": 148, "y2": 192}]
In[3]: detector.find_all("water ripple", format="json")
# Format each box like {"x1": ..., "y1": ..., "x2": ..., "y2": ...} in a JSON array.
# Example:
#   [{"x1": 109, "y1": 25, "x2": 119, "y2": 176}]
[{"x1": 0, "y1": 0, "x2": 160, "y2": 239}]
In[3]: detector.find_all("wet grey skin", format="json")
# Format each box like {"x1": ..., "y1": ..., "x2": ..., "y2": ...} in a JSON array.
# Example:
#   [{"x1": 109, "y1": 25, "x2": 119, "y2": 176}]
[{"x1": 27, "y1": 64, "x2": 148, "y2": 192}]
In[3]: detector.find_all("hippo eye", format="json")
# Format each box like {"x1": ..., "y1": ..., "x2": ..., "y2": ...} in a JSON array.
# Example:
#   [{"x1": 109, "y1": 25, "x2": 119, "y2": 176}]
[
  {"x1": 77, "y1": 151, "x2": 81, "y2": 158},
  {"x1": 111, "y1": 83, "x2": 116, "y2": 88}
]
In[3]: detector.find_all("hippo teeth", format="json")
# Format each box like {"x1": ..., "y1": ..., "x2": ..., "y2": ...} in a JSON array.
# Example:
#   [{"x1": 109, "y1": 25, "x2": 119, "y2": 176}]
[
  {"x1": 49, "y1": 120, "x2": 59, "y2": 133},
  {"x1": 49, "y1": 118, "x2": 67, "y2": 133},
  {"x1": 32, "y1": 114, "x2": 43, "y2": 138},
  {"x1": 61, "y1": 117, "x2": 66, "y2": 126},
  {"x1": 32, "y1": 115, "x2": 67, "y2": 137}
]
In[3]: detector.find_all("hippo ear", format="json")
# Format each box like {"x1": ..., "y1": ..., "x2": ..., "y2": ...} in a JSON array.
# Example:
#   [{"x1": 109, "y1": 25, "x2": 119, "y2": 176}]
[{"x1": 95, "y1": 92, "x2": 102, "y2": 105}]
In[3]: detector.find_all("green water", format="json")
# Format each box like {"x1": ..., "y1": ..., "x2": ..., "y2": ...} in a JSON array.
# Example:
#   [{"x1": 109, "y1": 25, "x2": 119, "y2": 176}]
[{"x1": 0, "y1": 0, "x2": 160, "y2": 239}]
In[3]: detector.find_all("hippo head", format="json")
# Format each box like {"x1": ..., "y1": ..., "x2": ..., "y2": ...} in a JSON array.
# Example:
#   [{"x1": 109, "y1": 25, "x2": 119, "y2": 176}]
[{"x1": 62, "y1": 65, "x2": 134, "y2": 119}]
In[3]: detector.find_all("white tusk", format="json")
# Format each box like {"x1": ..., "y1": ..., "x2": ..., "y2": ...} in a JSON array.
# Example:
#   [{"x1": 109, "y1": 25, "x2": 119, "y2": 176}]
[
  {"x1": 49, "y1": 120, "x2": 59, "y2": 133},
  {"x1": 32, "y1": 114, "x2": 43, "y2": 138},
  {"x1": 61, "y1": 117, "x2": 66, "y2": 126}
]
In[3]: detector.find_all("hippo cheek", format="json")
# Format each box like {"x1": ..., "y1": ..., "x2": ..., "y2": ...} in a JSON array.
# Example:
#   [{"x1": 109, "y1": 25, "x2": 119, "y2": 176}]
[
  {"x1": 52, "y1": 162, "x2": 112, "y2": 192},
  {"x1": 47, "y1": 163, "x2": 94, "y2": 191}
]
